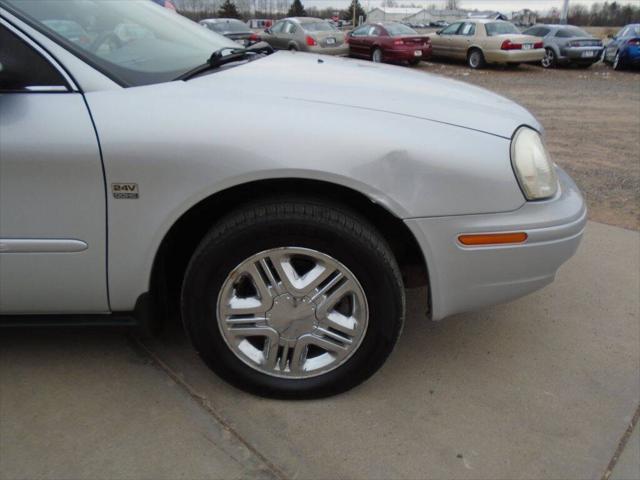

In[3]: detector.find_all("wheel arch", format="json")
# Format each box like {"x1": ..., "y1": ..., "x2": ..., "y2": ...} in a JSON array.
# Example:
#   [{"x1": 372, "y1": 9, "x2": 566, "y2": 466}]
[{"x1": 148, "y1": 178, "x2": 430, "y2": 330}]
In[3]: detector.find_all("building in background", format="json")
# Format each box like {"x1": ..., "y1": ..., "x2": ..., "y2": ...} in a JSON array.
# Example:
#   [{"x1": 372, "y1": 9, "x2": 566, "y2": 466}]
[
  {"x1": 366, "y1": 7, "x2": 426, "y2": 24},
  {"x1": 511, "y1": 9, "x2": 537, "y2": 27}
]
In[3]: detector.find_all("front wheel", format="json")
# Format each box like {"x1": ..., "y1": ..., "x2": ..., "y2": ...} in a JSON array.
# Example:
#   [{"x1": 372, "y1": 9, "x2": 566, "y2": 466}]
[
  {"x1": 613, "y1": 51, "x2": 624, "y2": 70},
  {"x1": 467, "y1": 49, "x2": 485, "y2": 69},
  {"x1": 181, "y1": 199, "x2": 405, "y2": 398}
]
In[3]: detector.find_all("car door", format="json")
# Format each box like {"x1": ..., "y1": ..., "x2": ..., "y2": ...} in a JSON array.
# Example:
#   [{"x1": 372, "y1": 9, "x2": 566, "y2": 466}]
[
  {"x1": 264, "y1": 20, "x2": 285, "y2": 49},
  {"x1": 282, "y1": 21, "x2": 298, "y2": 49},
  {"x1": 348, "y1": 25, "x2": 370, "y2": 57},
  {"x1": 605, "y1": 26, "x2": 624, "y2": 61},
  {"x1": 431, "y1": 22, "x2": 462, "y2": 57},
  {"x1": 452, "y1": 22, "x2": 476, "y2": 59},
  {"x1": 0, "y1": 20, "x2": 108, "y2": 314}
]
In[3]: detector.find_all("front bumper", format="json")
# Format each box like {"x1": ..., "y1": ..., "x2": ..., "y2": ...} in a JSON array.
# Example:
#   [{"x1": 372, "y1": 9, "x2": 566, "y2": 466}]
[{"x1": 405, "y1": 168, "x2": 586, "y2": 320}]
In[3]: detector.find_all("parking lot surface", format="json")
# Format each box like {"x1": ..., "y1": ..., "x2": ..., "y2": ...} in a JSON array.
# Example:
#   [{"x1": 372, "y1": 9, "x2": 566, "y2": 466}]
[
  {"x1": 2, "y1": 222, "x2": 638, "y2": 479},
  {"x1": 416, "y1": 61, "x2": 640, "y2": 231}
]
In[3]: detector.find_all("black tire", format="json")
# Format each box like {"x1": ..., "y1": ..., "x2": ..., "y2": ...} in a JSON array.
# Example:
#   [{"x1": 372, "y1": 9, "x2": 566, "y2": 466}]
[
  {"x1": 613, "y1": 51, "x2": 624, "y2": 71},
  {"x1": 467, "y1": 48, "x2": 485, "y2": 69},
  {"x1": 371, "y1": 47, "x2": 383, "y2": 63},
  {"x1": 288, "y1": 44, "x2": 298, "y2": 51},
  {"x1": 408, "y1": 58, "x2": 421, "y2": 66},
  {"x1": 181, "y1": 198, "x2": 405, "y2": 399}
]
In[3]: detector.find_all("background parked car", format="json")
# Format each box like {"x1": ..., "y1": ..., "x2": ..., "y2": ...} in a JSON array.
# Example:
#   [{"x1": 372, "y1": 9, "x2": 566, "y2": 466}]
[
  {"x1": 431, "y1": 19, "x2": 544, "y2": 69},
  {"x1": 523, "y1": 24, "x2": 603, "y2": 69},
  {"x1": 260, "y1": 17, "x2": 348, "y2": 55},
  {"x1": 247, "y1": 18, "x2": 273, "y2": 29},
  {"x1": 603, "y1": 23, "x2": 640, "y2": 70},
  {"x1": 200, "y1": 18, "x2": 258, "y2": 47},
  {"x1": 347, "y1": 22, "x2": 431, "y2": 65}
]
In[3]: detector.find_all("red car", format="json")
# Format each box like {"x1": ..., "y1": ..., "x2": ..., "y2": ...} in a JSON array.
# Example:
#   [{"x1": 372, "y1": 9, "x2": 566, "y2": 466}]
[{"x1": 347, "y1": 22, "x2": 431, "y2": 65}]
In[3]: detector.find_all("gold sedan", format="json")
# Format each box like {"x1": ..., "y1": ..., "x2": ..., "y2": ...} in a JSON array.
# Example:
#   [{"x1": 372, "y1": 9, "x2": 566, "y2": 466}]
[{"x1": 431, "y1": 19, "x2": 545, "y2": 69}]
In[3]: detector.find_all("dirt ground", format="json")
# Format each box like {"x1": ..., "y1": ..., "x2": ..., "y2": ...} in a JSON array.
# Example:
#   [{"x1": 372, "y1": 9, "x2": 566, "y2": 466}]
[{"x1": 416, "y1": 60, "x2": 640, "y2": 230}]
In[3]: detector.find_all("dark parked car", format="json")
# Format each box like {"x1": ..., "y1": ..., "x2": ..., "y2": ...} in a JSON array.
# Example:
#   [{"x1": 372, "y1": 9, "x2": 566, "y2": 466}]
[
  {"x1": 603, "y1": 24, "x2": 640, "y2": 70},
  {"x1": 523, "y1": 24, "x2": 603, "y2": 68},
  {"x1": 200, "y1": 18, "x2": 258, "y2": 47},
  {"x1": 347, "y1": 22, "x2": 431, "y2": 65}
]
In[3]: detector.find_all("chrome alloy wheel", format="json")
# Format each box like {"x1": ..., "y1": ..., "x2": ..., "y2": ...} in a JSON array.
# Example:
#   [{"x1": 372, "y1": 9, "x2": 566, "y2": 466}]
[
  {"x1": 217, "y1": 247, "x2": 369, "y2": 379},
  {"x1": 541, "y1": 48, "x2": 555, "y2": 68}
]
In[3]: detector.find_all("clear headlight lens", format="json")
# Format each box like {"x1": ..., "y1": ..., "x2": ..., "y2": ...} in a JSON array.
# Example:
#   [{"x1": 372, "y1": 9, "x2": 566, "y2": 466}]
[{"x1": 511, "y1": 127, "x2": 558, "y2": 200}]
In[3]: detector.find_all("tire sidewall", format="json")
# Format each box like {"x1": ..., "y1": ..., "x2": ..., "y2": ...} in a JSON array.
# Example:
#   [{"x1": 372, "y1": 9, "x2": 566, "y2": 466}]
[
  {"x1": 182, "y1": 211, "x2": 403, "y2": 398},
  {"x1": 468, "y1": 49, "x2": 483, "y2": 69}
]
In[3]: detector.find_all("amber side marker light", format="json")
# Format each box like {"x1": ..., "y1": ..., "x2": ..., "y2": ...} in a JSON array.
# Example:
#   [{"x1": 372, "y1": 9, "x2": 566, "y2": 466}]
[{"x1": 458, "y1": 232, "x2": 528, "y2": 246}]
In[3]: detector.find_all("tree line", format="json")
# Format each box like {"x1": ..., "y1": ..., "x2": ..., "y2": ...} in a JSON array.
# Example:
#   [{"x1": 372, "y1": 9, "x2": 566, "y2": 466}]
[
  {"x1": 178, "y1": 0, "x2": 365, "y2": 22},
  {"x1": 538, "y1": 2, "x2": 638, "y2": 27}
]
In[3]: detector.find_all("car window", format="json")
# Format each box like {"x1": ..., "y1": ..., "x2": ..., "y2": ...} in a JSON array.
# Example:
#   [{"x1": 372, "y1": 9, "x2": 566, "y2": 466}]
[
  {"x1": 0, "y1": 24, "x2": 68, "y2": 91},
  {"x1": 369, "y1": 26, "x2": 382, "y2": 36},
  {"x1": 485, "y1": 22, "x2": 520, "y2": 36},
  {"x1": 4, "y1": 0, "x2": 238, "y2": 87},
  {"x1": 351, "y1": 25, "x2": 369, "y2": 37},
  {"x1": 440, "y1": 22, "x2": 461, "y2": 35},
  {"x1": 270, "y1": 21, "x2": 285, "y2": 33},
  {"x1": 384, "y1": 23, "x2": 417, "y2": 36},
  {"x1": 539, "y1": 27, "x2": 551, "y2": 37},
  {"x1": 283, "y1": 22, "x2": 297, "y2": 34},
  {"x1": 556, "y1": 27, "x2": 590, "y2": 38},
  {"x1": 303, "y1": 22, "x2": 337, "y2": 32},
  {"x1": 460, "y1": 23, "x2": 476, "y2": 36},
  {"x1": 615, "y1": 27, "x2": 628, "y2": 38}
]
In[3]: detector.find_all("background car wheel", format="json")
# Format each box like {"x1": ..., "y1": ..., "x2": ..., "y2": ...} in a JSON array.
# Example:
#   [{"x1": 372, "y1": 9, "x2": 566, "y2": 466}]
[
  {"x1": 613, "y1": 51, "x2": 624, "y2": 70},
  {"x1": 289, "y1": 44, "x2": 298, "y2": 51},
  {"x1": 541, "y1": 48, "x2": 556, "y2": 68},
  {"x1": 371, "y1": 48, "x2": 383, "y2": 63},
  {"x1": 467, "y1": 49, "x2": 485, "y2": 69},
  {"x1": 181, "y1": 198, "x2": 405, "y2": 399},
  {"x1": 408, "y1": 58, "x2": 421, "y2": 66}
]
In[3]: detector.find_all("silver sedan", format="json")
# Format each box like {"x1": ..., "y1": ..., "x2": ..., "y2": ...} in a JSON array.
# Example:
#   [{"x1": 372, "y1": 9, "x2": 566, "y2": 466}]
[
  {"x1": 260, "y1": 17, "x2": 349, "y2": 55},
  {"x1": 0, "y1": 0, "x2": 585, "y2": 398}
]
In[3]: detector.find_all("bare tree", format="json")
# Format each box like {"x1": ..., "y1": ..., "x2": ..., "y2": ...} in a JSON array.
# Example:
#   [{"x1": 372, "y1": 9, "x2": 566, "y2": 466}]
[{"x1": 446, "y1": 0, "x2": 457, "y2": 10}]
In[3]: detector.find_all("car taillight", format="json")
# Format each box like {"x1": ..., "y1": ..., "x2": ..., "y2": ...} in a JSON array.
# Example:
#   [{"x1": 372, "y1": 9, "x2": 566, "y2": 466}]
[
  {"x1": 501, "y1": 39, "x2": 522, "y2": 50},
  {"x1": 393, "y1": 39, "x2": 404, "y2": 46},
  {"x1": 425, "y1": 37, "x2": 431, "y2": 45},
  {"x1": 628, "y1": 38, "x2": 640, "y2": 46},
  {"x1": 249, "y1": 32, "x2": 260, "y2": 42},
  {"x1": 306, "y1": 35, "x2": 317, "y2": 46},
  {"x1": 534, "y1": 41, "x2": 543, "y2": 49}
]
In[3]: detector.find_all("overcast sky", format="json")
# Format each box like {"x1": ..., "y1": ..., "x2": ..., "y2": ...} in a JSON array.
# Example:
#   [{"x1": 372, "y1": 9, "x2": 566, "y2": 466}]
[{"x1": 304, "y1": 0, "x2": 639, "y2": 12}]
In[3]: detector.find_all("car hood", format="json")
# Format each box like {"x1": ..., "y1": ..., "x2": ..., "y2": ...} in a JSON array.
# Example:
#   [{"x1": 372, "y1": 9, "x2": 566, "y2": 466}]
[{"x1": 189, "y1": 51, "x2": 539, "y2": 138}]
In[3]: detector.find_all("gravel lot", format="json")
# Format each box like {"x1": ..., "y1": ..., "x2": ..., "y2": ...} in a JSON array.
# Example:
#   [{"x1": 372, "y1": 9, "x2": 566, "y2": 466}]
[{"x1": 416, "y1": 60, "x2": 640, "y2": 231}]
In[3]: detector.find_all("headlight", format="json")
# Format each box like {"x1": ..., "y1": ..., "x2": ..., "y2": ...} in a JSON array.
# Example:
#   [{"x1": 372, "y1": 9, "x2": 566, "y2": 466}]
[{"x1": 511, "y1": 127, "x2": 558, "y2": 200}]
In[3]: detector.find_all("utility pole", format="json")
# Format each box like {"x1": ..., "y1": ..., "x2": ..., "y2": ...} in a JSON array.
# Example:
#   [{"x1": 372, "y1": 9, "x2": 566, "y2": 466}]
[
  {"x1": 561, "y1": 0, "x2": 570, "y2": 24},
  {"x1": 352, "y1": 0, "x2": 356, "y2": 26}
]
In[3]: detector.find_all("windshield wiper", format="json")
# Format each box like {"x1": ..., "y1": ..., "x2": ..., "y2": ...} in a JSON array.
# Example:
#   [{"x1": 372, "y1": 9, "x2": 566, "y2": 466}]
[{"x1": 176, "y1": 42, "x2": 274, "y2": 81}]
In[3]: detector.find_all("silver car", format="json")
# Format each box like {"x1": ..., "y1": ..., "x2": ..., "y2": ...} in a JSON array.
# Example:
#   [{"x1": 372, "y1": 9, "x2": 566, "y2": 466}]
[
  {"x1": 523, "y1": 24, "x2": 604, "y2": 68},
  {"x1": 0, "y1": 0, "x2": 585, "y2": 398},
  {"x1": 260, "y1": 17, "x2": 348, "y2": 55}
]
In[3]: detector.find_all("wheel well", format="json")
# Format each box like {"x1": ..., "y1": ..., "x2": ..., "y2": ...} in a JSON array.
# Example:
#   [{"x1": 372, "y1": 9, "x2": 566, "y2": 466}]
[
  {"x1": 467, "y1": 46, "x2": 482, "y2": 57},
  {"x1": 149, "y1": 179, "x2": 429, "y2": 328}
]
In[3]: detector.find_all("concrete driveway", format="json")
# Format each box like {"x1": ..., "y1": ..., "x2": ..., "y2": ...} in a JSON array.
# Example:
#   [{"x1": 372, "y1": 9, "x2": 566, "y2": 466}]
[{"x1": 2, "y1": 221, "x2": 639, "y2": 480}]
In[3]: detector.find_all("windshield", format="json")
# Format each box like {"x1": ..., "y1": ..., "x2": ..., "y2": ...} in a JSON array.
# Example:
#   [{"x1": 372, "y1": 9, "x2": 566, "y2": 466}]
[
  {"x1": 303, "y1": 22, "x2": 337, "y2": 32},
  {"x1": 3, "y1": 0, "x2": 239, "y2": 86},
  {"x1": 385, "y1": 23, "x2": 417, "y2": 36},
  {"x1": 206, "y1": 20, "x2": 250, "y2": 33},
  {"x1": 485, "y1": 22, "x2": 520, "y2": 36}
]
